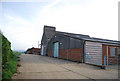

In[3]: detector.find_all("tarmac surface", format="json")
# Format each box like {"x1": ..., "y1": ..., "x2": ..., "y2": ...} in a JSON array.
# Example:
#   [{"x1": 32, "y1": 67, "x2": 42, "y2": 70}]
[{"x1": 12, "y1": 54, "x2": 118, "y2": 79}]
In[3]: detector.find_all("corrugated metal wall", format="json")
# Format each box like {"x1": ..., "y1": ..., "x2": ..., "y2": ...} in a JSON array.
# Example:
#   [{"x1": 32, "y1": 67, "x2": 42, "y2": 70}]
[
  {"x1": 41, "y1": 26, "x2": 56, "y2": 56},
  {"x1": 85, "y1": 41, "x2": 102, "y2": 66},
  {"x1": 47, "y1": 33, "x2": 84, "y2": 62},
  {"x1": 41, "y1": 33, "x2": 47, "y2": 55},
  {"x1": 48, "y1": 34, "x2": 84, "y2": 50},
  {"x1": 70, "y1": 38, "x2": 83, "y2": 48},
  {"x1": 41, "y1": 45, "x2": 44, "y2": 55}
]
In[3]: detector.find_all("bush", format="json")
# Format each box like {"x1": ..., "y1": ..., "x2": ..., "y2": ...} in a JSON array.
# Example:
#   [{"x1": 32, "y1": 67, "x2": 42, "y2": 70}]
[
  {"x1": 2, "y1": 69, "x2": 12, "y2": 79},
  {"x1": 2, "y1": 53, "x2": 18, "y2": 79},
  {"x1": 1, "y1": 33, "x2": 21, "y2": 79}
]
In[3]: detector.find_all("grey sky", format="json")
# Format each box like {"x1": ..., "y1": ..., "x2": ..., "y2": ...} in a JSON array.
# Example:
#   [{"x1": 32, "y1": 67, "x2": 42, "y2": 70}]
[{"x1": 0, "y1": 0, "x2": 119, "y2": 51}]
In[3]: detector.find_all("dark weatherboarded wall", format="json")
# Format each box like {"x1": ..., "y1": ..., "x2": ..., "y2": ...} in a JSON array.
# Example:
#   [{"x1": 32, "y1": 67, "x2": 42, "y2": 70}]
[{"x1": 47, "y1": 33, "x2": 84, "y2": 62}]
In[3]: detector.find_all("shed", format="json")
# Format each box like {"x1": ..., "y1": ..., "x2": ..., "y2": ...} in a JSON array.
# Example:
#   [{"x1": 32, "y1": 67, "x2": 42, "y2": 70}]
[
  {"x1": 47, "y1": 31, "x2": 90, "y2": 62},
  {"x1": 83, "y1": 37, "x2": 120, "y2": 68},
  {"x1": 41, "y1": 25, "x2": 120, "y2": 68}
]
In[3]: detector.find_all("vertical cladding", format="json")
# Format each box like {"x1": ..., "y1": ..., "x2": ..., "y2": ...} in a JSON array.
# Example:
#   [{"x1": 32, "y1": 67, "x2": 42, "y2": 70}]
[
  {"x1": 47, "y1": 34, "x2": 70, "y2": 50},
  {"x1": 44, "y1": 25, "x2": 56, "y2": 40},
  {"x1": 41, "y1": 25, "x2": 56, "y2": 55},
  {"x1": 47, "y1": 33, "x2": 84, "y2": 62},
  {"x1": 70, "y1": 38, "x2": 83, "y2": 48},
  {"x1": 47, "y1": 33, "x2": 84, "y2": 50},
  {"x1": 59, "y1": 35, "x2": 70, "y2": 50}
]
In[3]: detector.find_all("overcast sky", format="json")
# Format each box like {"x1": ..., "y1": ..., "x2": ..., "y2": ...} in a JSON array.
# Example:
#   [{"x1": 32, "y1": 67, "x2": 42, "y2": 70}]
[{"x1": 0, "y1": 0, "x2": 119, "y2": 51}]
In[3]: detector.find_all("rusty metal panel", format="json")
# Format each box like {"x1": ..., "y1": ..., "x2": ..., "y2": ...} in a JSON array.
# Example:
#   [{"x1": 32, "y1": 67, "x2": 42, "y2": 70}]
[{"x1": 85, "y1": 41, "x2": 102, "y2": 65}]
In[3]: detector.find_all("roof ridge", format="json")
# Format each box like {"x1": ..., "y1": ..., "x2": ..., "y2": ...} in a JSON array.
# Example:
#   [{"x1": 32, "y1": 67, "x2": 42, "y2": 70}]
[
  {"x1": 90, "y1": 37, "x2": 119, "y2": 42},
  {"x1": 56, "y1": 31, "x2": 90, "y2": 37}
]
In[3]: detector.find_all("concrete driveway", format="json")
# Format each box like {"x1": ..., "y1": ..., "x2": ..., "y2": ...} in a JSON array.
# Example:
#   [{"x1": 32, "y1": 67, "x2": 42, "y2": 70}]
[{"x1": 12, "y1": 54, "x2": 118, "y2": 79}]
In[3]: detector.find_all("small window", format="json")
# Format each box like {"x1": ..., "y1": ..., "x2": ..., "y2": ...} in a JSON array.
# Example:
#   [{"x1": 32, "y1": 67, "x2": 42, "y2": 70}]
[
  {"x1": 110, "y1": 47, "x2": 116, "y2": 56},
  {"x1": 118, "y1": 48, "x2": 120, "y2": 56}
]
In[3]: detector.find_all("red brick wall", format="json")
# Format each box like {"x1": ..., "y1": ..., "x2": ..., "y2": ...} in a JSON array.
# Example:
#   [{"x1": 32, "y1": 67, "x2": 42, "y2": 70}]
[
  {"x1": 48, "y1": 50, "x2": 52, "y2": 57},
  {"x1": 59, "y1": 48, "x2": 83, "y2": 62},
  {"x1": 68, "y1": 48, "x2": 82, "y2": 62},
  {"x1": 102, "y1": 44, "x2": 120, "y2": 65},
  {"x1": 48, "y1": 48, "x2": 83, "y2": 62},
  {"x1": 102, "y1": 44, "x2": 107, "y2": 65},
  {"x1": 59, "y1": 49, "x2": 68, "y2": 59},
  {"x1": 108, "y1": 57, "x2": 120, "y2": 64},
  {"x1": 108, "y1": 46, "x2": 120, "y2": 65}
]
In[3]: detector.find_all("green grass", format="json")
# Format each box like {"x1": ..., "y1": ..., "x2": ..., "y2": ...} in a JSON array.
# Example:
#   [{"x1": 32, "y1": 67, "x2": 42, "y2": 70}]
[{"x1": 2, "y1": 52, "x2": 21, "y2": 79}]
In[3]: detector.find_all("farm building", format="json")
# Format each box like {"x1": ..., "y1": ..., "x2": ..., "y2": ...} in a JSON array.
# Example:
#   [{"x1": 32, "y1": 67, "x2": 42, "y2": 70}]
[
  {"x1": 41, "y1": 25, "x2": 120, "y2": 68},
  {"x1": 25, "y1": 47, "x2": 40, "y2": 55}
]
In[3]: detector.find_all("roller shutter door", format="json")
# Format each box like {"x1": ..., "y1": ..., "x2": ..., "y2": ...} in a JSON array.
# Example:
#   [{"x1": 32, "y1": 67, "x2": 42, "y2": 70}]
[{"x1": 85, "y1": 41, "x2": 102, "y2": 66}]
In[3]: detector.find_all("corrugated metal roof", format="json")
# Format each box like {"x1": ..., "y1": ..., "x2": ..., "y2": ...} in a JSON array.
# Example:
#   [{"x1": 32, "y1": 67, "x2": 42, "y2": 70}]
[
  {"x1": 56, "y1": 31, "x2": 90, "y2": 39},
  {"x1": 42, "y1": 25, "x2": 119, "y2": 45},
  {"x1": 83, "y1": 37, "x2": 120, "y2": 45},
  {"x1": 56, "y1": 31, "x2": 119, "y2": 45}
]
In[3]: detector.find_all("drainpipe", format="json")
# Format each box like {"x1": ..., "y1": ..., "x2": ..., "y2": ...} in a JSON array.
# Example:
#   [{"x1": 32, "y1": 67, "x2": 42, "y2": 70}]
[
  {"x1": 103, "y1": 45, "x2": 108, "y2": 69},
  {"x1": 106, "y1": 45, "x2": 108, "y2": 65},
  {"x1": 82, "y1": 40, "x2": 85, "y2": 63},
  {"x1": 67, "y1": 39, "x2": 70, "y2": 60},
  {"x1": 104, "y1": 56, "x2": 107, "y2": 69}
]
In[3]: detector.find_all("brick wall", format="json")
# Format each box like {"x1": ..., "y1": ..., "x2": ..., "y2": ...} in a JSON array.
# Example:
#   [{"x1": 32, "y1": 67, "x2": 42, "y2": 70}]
[
  {"x1": 108, "y1": 46, "x2": 120, "y2": 65},
  {"x1": 68, "y1": 48, "x2": 82, "y2": 62},
  {"x1": 102, "y1": 44, "x2": 120, "y2": 65},
  {"x1": 59, "y1": 49, "x2": 68, "y2": 59},
  {"x1": 48, "y1": 50, "x2": 52, "y2": 57},
  {"x1": 48, "y1": 48, "x2": 83, "y2": 62},
  {"x1": 59, "y1": 48, "x2": 83, "y2": 62},
  {"x1": 102, "y1": 44, "x2": 107, "y2": 66},
  {"x1": 108, "y1": 56, "x2": 120, "y2": 64}
]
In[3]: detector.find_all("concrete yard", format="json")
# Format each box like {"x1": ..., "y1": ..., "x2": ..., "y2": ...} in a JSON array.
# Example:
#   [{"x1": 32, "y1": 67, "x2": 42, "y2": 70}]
[{"x1": 12, "y1": 54, "x2": 118, "y2": 79}]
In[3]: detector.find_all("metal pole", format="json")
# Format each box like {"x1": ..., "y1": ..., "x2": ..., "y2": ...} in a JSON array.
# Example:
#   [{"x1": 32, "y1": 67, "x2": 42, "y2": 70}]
[{"x1": 104, "y1": 56, "x2": 107, "y2": 69}]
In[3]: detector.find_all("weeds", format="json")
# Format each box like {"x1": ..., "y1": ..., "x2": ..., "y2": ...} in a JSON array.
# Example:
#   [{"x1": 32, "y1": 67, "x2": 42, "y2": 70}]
[{"x1": 2, "y1": 52, "x2": 21, "y2": 79}]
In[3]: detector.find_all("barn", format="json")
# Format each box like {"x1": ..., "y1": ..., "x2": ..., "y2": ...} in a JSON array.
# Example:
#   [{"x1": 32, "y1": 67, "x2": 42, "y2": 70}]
[
  {"x1": 83, "y1": 38, "x2": 120, "y2": 68},
  {"x1": 25, "y1": 47, "x2": 40, "y2": 55},
  {"x1": 41, "y1": 25, "x2": 120, "y2": 68}
]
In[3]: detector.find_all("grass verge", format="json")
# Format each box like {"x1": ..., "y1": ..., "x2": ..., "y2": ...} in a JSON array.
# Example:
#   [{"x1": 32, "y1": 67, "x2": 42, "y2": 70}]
[{"x1": 2, "y1": 52, "x2": 21, "y2": 79}]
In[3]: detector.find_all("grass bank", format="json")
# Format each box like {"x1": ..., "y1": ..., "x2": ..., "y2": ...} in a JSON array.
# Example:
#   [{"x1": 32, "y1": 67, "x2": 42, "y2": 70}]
[{"x1": 2, "y1": 52, "x2": 21, "y2": 79}]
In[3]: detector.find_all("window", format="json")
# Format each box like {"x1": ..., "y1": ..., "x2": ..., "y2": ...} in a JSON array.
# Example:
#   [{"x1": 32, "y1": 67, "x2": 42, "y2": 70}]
[
  {"x1": 110, "y1": 47, "x2": 116, "y2": 56},
  {"x1": 118, "y1": 48, "x2": 120, "y2": 56}
]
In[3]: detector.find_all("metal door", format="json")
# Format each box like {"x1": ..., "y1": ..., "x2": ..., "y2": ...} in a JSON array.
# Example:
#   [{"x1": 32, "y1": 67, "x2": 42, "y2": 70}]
[
  {"x1": 84, "y1": 41, "x2": 102, "y2": 66},
  {"x1": 53, "y1": 42, "x2": 59, "y2": 57}
]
